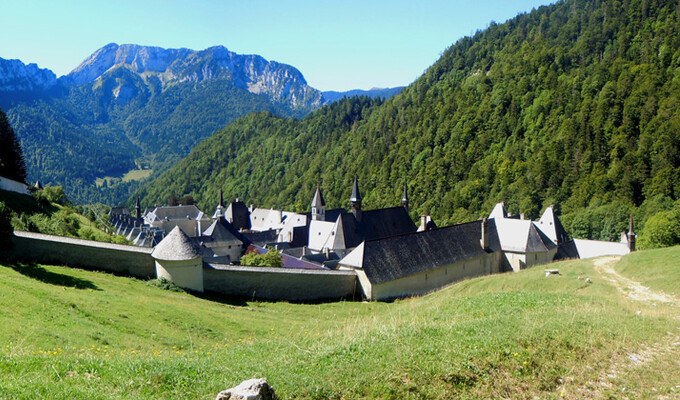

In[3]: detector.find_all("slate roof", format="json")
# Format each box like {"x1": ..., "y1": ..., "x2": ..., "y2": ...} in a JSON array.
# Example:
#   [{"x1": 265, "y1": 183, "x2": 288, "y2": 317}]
[
  {"x1": 201, "y1": 217, "x2": 249, "y2": 245},
  {"x1": 242, "y1": 229, "x2": 278, "y2": 246},
  {"x1": 343, "y1": 219, "x2": 501, "y2": 285},
  {"x1": 554, "y1": 239, "x2": 579, "y2": 260},
  {"x1": 151, "y1": 226, "x2": 201, "y2": 261},
  {"x1": 338, "y1": 206, "x2": 418, "y2": 248},
  {"x1": 146, "y1": 205, "x2": 207, "y2": 222}
]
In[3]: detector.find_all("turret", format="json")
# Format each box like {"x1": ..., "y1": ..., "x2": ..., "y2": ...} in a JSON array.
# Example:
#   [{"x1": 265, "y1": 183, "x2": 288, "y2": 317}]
[
  {"x1": 401, "y1": 182, "x2": 409, "y2": 210},
  {"x1": 350, "y1": 177, "x2": 362, "y2": 222},
  {"x1": 311, "y1": 185, "x2": 326, "y2": 221},
  {"x1": 627, "y1": 214, "x2": 636, "y2": 252},
  {"x1": 212, "y1": 188, "x2": 226, "y2": 220},
  {"x1": 135, "y1": 197, "x2": 141, "y2": 221}
]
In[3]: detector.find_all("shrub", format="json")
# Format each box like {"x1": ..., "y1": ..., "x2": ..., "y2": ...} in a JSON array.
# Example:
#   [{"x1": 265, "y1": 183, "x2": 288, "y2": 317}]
[
  {"x1": 638, "y1": 209, "x2": 680, "y2": 249},
  {"x1": 240, "y1": 247, "x2": 283, "y2": 267}
]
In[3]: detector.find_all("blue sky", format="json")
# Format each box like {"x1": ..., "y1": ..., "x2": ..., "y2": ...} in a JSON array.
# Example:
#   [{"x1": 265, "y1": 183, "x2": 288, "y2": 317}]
[{"x1": 1, "y1": 0, "x2": 555, "y2": 91}]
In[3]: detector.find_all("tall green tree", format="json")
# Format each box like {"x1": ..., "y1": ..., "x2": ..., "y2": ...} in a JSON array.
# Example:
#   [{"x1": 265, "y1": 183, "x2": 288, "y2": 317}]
[{"x1": 0, "y1": 107, "x2": 26, "y2": 183}]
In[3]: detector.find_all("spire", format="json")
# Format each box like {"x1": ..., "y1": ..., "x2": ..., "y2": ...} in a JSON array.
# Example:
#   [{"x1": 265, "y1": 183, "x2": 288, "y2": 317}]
[
  {"x1": 311, "y1": 185, "x2": 325, "y2": 207},
  {"x1": 219, "y1": 187, "x2": 224, "y2": 208},
  {"x1": 627, "y1": 213, "x2": 636, "y2": 252},
  {"x1": 401, "y1": 182, "x2": 409, "y2": 208},
  {"x1": 311, "y1": 185, "x2": 326, "y2": 221},
  {"x1": 350, "y1": 177, "x2": 362, "y2": 206},
  {"x1": 213, "y1": 187, "x2": 226, "y2": 220},
  {"x1": 135, "y1": 197, "x2": 141, "y2": 220},
  {"x1": 350, "y1": 176, "x2": 362, "y2": 221}
]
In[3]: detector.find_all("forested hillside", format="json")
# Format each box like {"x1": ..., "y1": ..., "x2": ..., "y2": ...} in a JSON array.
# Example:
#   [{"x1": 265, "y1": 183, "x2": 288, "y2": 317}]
[{"x1": 135, "y1": 0, "x2": 680, "y2": 241}]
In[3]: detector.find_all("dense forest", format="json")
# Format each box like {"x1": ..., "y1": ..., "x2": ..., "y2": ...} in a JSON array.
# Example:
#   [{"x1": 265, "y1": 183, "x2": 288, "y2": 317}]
[{"x1": 134, "y1": 0, "x2": 680, "y2": 244}]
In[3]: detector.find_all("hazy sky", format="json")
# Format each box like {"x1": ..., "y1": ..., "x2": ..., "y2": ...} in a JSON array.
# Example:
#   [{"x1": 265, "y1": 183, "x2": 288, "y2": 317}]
[{"x1": 1, "y1": 0, "x2": 555, "y2": 91}]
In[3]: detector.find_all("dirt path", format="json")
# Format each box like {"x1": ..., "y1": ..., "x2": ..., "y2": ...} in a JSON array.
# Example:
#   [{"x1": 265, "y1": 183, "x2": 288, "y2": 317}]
[
  {"x1": 592, "y1": 256, "x2": 677, "y2": 305},
  {"x1": 579, "y1": 256, "x2": 680, "y2": 399}
]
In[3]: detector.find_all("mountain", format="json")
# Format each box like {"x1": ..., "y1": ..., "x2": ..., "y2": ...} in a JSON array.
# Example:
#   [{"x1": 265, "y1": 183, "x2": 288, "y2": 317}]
[
  {"x1": 1, "y1": 44, "x2": 324, "y2": 204},
  {"x1": 322, "y1": 87, "x2": 404, "y2": 104},
  {"x1": 134, "y1": 0, "x2": 680, "y2": 241}
]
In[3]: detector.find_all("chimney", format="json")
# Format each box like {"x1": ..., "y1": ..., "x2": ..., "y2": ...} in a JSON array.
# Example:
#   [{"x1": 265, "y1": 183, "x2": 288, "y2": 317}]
[
  {"x1": 520, "y1": 213, "x2": 525, "y2": 220},
  {"x1": 627, "y1": 214, "x2": 636, "y2": 252},
  {"x1": 480, "y1": 217, "x2": 489, "y2": 251}
]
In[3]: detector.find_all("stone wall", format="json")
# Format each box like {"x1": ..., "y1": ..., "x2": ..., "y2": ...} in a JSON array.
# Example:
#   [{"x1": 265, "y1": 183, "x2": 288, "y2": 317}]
[
  {"x1": 8, "y1": 231, "x2": 155, "y2": 278},
  {"x1": 204, "y1": 264, "x2": 357, "y2": 301},
  {"x1": 0, "y1": 176, "x2": 29, "y2": 195},
  {"x1": 363, "y1": 251, "x2": 504, "y2": 301}
]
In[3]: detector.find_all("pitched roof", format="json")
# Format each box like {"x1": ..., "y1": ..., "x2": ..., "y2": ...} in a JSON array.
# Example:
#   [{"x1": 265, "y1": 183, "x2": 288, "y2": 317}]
[
  {"x1": 146, "y1": 205, "x2": 207, "y2": 222},
  {"x1": 489, "y1": 202, "x2": 507, "y2": 219},
  {"x1": 201, "y1": 217, "x2": 248, "y2": 245},
  {"x1": 536, "y1": 205, "x2": 569, "y2": 244},
  {"x1": 245, "y1": 245, "x2": 325, "y2": 270},
  {"x1": 494, "y1": 218, "x2": 557, "y2": 253},
  {"x1": 338, "y1": 206, "x2": 417, "y2": 248},
  {"x1": 151, "y1": 226, "x2": 201, "y2": 261},
  {"x1": 242, "y1": 229, "x2": 279, "y2": 246},
  {"x1": 342, "y1": 219, "x2": 501, "y2": 285}
]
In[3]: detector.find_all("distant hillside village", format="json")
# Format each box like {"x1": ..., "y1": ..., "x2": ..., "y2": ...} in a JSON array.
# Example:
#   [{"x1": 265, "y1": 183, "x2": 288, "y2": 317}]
[{"x1": 107, "y1": 177, "x2": 636, "y2": 300}]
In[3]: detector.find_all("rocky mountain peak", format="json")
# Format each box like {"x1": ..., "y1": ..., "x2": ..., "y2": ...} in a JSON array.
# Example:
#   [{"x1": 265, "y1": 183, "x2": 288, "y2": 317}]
[
  {"x1": 65, "y1": 43, "x2": 321, "y2": 109},
  {"x1": 0, "y1": 57, "x2": 57, "y2": 92}
]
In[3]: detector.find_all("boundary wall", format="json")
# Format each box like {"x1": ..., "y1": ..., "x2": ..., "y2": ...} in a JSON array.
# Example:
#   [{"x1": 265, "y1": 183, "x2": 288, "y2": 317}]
[
  {"x1": 8, "y1": 231, "x2": 155, "y2": 278},
  {"x1": 204, "y1": 263, "x2": 357, "y2": 301},
  {"x1": 0, "y1": 177, "x2": 29, "y2": 195}
]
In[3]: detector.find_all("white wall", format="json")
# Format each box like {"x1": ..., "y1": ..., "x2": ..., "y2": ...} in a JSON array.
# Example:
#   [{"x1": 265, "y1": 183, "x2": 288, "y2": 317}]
[
  {"x1": 363, "y1": 251, "x2": 504, "y2": 301},
  {"x1": 573, "y1": 239, "x2": 630, "y2": 258},
  {"x1": 155, "y1": 258, "x2": 204, "y2": 292}
]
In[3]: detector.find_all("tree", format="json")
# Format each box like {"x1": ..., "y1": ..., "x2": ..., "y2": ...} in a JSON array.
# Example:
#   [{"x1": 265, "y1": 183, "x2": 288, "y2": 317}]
[
  {"x1": 180, "y1": 195, "x2": 195, "y2": 205},
  {"x1": 638, "y1": 209, "x2": 680, "y2": 249},
  {"x1": 0, "y1": 107, "x2": 27, "y2": 183},
  {"x1": 239, "y1": 247, "x2": 283, "y2": 267},
  {"x1": 168, "y1": 193, "x2": 179, "y2": 206},
  {"x1": 0, "y1": 201, "x2": 13, "y2": 252}
]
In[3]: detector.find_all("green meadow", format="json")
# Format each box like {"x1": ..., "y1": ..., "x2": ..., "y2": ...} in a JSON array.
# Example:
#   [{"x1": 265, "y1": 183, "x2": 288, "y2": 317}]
[{"x1": 0, "y1": 247, "x2": 678, "y2": 399}]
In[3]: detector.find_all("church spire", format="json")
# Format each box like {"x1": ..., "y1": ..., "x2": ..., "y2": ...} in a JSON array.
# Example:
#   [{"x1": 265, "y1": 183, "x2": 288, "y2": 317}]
[
  {"x1": 135, "y1": 197, "x2": 141, "y2": 220},
  {"x1": 212, "y1": 187, "x2": 226, "y2": 220},
  {"x1": 219, "y1": 187, "x2": 224, "y2": 208},
  {"x1": 311, "y1": 185, "x2": 326, "y2": 221},
  {"x1": 350, "y1": 177, "x2": 362, "y2": 221},
  {"x1": 401, "y1": 182, "x2": 409, "y2": 209}
]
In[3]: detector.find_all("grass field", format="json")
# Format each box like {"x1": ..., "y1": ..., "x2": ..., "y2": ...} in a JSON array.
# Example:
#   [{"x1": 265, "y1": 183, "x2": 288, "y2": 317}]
[
  {"x1": 0, "y1": 248, "x2": 679, "y2": 399},
  {"x1": 95, "y1": 169, "x2": 153, "y2": 188}
]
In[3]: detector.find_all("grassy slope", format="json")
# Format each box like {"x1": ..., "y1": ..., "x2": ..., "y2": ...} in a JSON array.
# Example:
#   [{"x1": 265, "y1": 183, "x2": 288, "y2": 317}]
[
  {"x1": 0, "y1": 250, "x2": 678, "y2": 399},
  {"x1": 617, "y1": 245, "x2": 680, "y2": 296}
]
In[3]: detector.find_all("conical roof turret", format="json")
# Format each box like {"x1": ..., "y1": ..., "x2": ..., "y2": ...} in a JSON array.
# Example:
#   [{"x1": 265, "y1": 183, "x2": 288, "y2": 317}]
[
  {"x1": 311, "y1": 185, "x2": 325, "y2": 208},
  {"x1": 151, "y1": 226, "x2": 201, "y2": 261},
  {"x1": 350, "y1": 177, "x2": 362, "y2": 204}
]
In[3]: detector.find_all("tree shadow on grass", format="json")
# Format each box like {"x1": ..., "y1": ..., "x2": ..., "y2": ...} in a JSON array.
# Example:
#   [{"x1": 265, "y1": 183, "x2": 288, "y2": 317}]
[{"x1": 6, "y1": 261, "x2": 100, "y2": 290}]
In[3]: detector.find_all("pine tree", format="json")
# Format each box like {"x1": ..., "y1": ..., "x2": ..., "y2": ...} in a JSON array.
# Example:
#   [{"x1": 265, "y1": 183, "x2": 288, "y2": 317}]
[{"x1": 0, "y1": 108, "x2": 27, "y2": 183}]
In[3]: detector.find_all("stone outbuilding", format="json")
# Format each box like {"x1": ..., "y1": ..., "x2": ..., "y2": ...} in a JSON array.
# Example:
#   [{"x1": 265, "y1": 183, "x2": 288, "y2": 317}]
[{"x1": 151, "y1": 226, "x2": 204, "y2": 292}]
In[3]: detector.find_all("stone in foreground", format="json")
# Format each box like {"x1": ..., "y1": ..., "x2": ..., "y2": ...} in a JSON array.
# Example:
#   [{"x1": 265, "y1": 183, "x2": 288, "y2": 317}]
[{"x1": 215, "y1": 378, "x2": 275, "y2": 400}]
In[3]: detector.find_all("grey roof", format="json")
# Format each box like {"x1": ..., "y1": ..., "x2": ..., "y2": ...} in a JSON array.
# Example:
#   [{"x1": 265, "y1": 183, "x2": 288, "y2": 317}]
[
  {"x1": 151, "y1": 226, "x2": 201, "y2": 261},
  {"x1": 201, "y1": 217, "x2": 249, "y2": 245},
  {"x1": 349, "y1": 219, "x2": 501, "y2": 285},
  {"x1": 311, "y1": 186, "x2": 325, "y2": 207},
  {"x1": 226, "y1": 201, "x2": 251, "y2": 230},
  {"x1": 495, "y1": 218, "x2": 557, "y2": 253},
  {"x1": 146, "y1": 205, "x2": 207, "y2": 222},
  {"x1": 338, "y1": 206, "x2": 417, "y2": 248},
  {"x1": 536, "y1": 205, "x2": 569, "y2": 244},
  {"x1": 350, "y1": 177, "x2": 362, "y2": 203},
  {"x1": 554, "y1": 240, "x2": 579, "y2": 260},
  {"x1": 242, "y1": 229, "x2": 278, "y2": 246}
]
